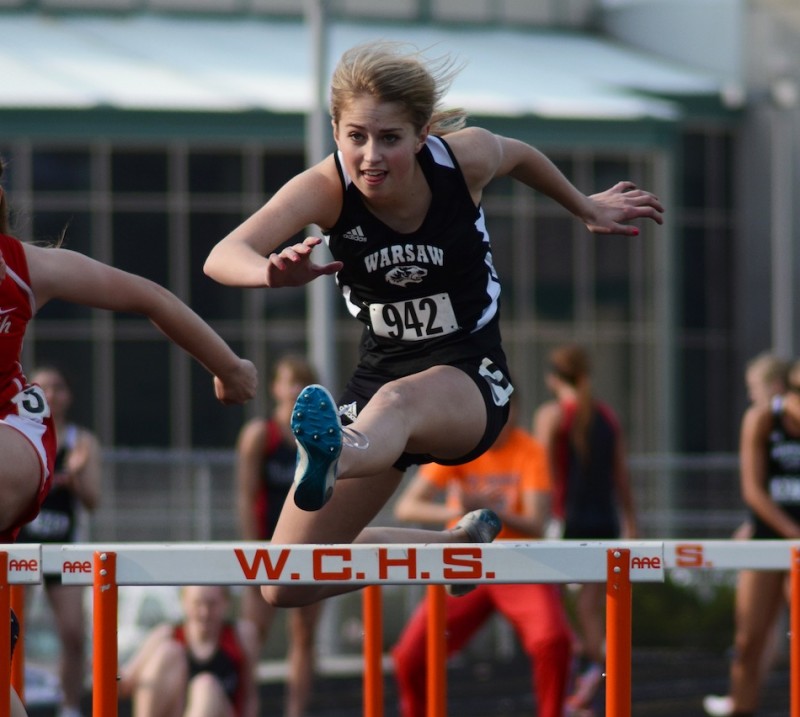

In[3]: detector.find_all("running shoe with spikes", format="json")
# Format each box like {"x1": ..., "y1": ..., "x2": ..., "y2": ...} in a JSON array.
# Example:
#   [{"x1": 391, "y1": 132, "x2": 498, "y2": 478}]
[
  {"x1": 291, "y1": 384, "x2": 342, "y2": 511},
  {"x1": 446, "y1": 509, "x2": 502, "y2": 596}
]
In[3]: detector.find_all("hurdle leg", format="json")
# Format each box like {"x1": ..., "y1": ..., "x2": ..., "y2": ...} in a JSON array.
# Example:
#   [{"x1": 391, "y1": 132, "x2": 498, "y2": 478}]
[
  {"x1": 791, "y1": 546, "x2": 800, "y2": 717},
  {"x1": 93, "y1": 551, "x2": 118, "y2": 717},
  {"x1": 363, "y1": 585, "x2": 384, "y2": 717},
  {"x1": 0, "y1": 553, "x2": 8, "y2": 717},
  {"x1": 426, "y1": 585, "x2": 446, "y2": 717},
  {"x1": 9, "y1": 586, "x2": 23, "y2": 704},
  {"x1": 606, "y1": 548, "x2": 632, "y2": 717}
]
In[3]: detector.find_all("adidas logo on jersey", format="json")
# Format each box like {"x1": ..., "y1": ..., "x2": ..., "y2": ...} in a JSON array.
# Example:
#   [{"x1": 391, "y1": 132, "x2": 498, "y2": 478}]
[{"x1": 343, "y1": 226, "x2": 367, "y2": 242}]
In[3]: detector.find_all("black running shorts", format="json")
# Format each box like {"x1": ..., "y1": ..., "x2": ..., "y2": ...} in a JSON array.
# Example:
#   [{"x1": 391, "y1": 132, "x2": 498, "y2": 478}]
[{"x1": 337, "y1": 348, "x2": 514, "y2": 471}]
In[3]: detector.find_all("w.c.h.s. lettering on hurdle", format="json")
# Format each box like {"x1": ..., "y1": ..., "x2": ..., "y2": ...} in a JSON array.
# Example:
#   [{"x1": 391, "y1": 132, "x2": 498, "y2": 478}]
[{"x1": 234, "y1": 546, "x2": 491, "y2": 582}]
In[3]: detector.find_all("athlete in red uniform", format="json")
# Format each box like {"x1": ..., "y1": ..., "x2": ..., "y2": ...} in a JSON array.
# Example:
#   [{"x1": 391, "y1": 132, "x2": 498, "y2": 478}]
[
  {"x1": 0, "y1": 159, "x2": 256, "y2": 716},
  {"x1": 533, "y1": 344, "x2": 637, "y2": 714}
]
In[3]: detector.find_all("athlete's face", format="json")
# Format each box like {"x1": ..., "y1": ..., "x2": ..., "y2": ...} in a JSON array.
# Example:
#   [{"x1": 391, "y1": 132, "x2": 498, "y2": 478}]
[
  {"x1": 745, "y1": 367, "x2": 783, "y2": 407},
  {"x1": 333, "y1": 95, "x2": 428, "y2": 202},
  {"x1": 271, "y1": 362, "x2": 306, "y2": 407},
  {"x1": 182, "y1": 585, "x2": 229, "y2": 638}
]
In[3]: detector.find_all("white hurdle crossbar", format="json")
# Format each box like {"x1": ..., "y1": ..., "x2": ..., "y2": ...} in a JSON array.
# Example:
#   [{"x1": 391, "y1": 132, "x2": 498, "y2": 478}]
[
  {"x1": 50, "y1": 541, "x2": 666, "y2": 587},
  {"x1": 662, "y1": 539, "x2": 800, "y2": 570},
  {"x1": 41, "y1": 540, "x2": 664, "y2": 717}
]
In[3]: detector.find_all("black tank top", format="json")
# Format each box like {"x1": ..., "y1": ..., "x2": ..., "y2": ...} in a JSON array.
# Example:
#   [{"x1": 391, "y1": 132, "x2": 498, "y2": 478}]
[
  {"x1": 752, "y1": 396, "x2": 800, "y2": 539},
  {"x1": 325, "y1": 135, "x2": 502, "y2": 376},
  {"x1": 258, "y1": 419, "x2": 296, "y2": 539},
  {"x1": 18, "y1": 424, "x2": 80, "y2": 543},
  {"x1": 173, "y1": 622, "x2": 245, "y2": 715}
]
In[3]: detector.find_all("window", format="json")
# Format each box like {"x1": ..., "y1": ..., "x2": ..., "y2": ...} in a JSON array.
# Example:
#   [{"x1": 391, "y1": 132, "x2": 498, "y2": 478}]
[{"x1": 33, "y1": 149, "x2": 91, "y2": 193}]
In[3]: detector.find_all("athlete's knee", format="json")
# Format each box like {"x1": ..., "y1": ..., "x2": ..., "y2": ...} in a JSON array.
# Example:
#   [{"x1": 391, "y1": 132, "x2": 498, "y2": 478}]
[
  {"x1": 371, "y1": 380, "x2": 417, "y2": 415},
  {"x1": 261, "y1": 584, "x2": 317, "y2": 609},
  {"x1": 732, "y1": 630, "x2": 764, "y2": 665}
]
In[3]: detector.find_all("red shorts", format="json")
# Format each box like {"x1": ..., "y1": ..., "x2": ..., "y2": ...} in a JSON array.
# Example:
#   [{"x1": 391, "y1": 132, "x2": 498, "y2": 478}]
[{"x1": 0, "y1": 384, "x2": 57, "y2": 542}]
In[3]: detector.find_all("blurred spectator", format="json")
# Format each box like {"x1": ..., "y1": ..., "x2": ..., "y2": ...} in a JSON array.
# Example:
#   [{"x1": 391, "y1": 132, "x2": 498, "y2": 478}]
[
  {"x1": 704, "y1": 358, "x2": 800, "y2": 717},
  {"x1": 704, "y1": 351, "x2": 790, "y2": 717},
  {"x1": 119, "y1": 585, "x2": 260, "y2": 717},
  {"x1": 392, "y1": 397, "x2": 573, "y2": 717},
  {"x1": 235, "y1": 354, "x2": 323, "y2": 717},
  {"x1": 532, "y1": 343, "x2": 637, "y2": 714}
]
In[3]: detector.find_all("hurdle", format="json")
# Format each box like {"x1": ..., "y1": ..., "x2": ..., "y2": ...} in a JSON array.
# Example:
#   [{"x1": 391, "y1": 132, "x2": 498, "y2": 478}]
[
  {"x1": 6, "y1": 539, "x2": 800, "y2": 716},
  {"x1": 662, "y1": 540, "x2": 800, "y2": 717},
  {"x1": 0, "y1": 545, "x2": 43, "y2": 717},
  {"x1": 35, "y1": 540, "x2": 661, "y2": 717}
]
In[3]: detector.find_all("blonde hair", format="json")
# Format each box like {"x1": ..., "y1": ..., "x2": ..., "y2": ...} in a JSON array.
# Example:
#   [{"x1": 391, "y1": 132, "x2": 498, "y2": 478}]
[
  {"x1": 329, "y1": 41, "x2": 467, "y2": 136},
  {"x1": 549, "y1": 344, "x2": 593, "y2": 464},
  {"x1": 746, "y1": 351, "x2": 789, "y2": 389},
  {"x1": 788, "y1": 359, "x2": 800, "y2": 392},
  {"x1": 273, "y1": 353, "x2": 318, "y2": 386}
]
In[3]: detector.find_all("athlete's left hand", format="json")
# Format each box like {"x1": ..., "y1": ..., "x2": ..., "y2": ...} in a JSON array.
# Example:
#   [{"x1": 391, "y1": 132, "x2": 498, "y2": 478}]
[
  {"x1": 265, "y1": 236, "x2": 343, "y2": 288},
  {"x1": 584, "y1": 181, "x2": 664, "y2": 236},
  {"x1": 214, "y1": 358, "x2": 258, "y2": 405}
]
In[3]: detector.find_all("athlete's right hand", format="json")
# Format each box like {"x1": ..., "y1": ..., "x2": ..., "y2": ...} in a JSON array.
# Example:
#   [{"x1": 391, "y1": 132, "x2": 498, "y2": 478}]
[{"x1": 265, "y1": 236, "x2": 343, "y2": 288}]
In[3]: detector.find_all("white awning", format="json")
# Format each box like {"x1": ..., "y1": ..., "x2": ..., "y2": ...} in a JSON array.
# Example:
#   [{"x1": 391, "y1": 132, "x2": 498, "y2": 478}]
[{"x1": 0, "y1": 14, "x2": 726, "y2": 119}]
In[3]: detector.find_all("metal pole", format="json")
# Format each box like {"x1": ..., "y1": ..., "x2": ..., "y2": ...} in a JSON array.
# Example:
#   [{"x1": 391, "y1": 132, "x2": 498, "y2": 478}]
[
  {"x1": 770, "y1": 103, "x2": 796, "y2": 358},
  {"x1": 363, "y1": 586, "x2": 384, "y2": 717},
  {"x1": 606, "y1": 548, "x2": 632, "y2": 717},
  {"x1": 305, "y1": 0, "x2": 338, "y2": 391},
  {"x1": 0, "y1": 553, "x2": 8, "y2": 717},
  {"x1": 426, "y1": 585, "x2": 447, "y2": 717},
  {"x1": 791, "y1": 546, "x2": 800, "y2": 717},
  {"x1": 93, "y1": 551, "x2": 118, "y2": 717}
]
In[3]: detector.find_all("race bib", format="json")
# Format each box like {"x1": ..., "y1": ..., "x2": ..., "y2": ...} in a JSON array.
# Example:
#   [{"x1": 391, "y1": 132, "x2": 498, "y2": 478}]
[
  {"x1": 11, "y1": 385, "x2": 51, "y2": 421},
  {"x1": 369, "y1": 293, "x2": 459, "y2": 342}
]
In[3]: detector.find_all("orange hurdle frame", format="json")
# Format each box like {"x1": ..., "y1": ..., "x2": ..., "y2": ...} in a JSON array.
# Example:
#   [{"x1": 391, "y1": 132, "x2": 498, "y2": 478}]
[
  {"x1": 0, "y1": 542, "x2": 671, "y2": 717},
  {"x1": 358, "y1": 549, "x2": 634, "y2": 717},
  {"x1": 792, "y1": 546, "x2": 800, "y2": 717},
  {"x1": 9, "y1": 585, "x2": 24, "y2": 703},
  {"x1": 93, "y1": 551, "x2": 118, "y2": 717},
  {"x1": 7, "y1": 542, "x2": 800, "y2": 716},
  {"x1": 363, "y1": 585, "x2": 383, "y2": 717},
  {"x1": 0, "y1": 554, "x2": 8, "y2": 717}
]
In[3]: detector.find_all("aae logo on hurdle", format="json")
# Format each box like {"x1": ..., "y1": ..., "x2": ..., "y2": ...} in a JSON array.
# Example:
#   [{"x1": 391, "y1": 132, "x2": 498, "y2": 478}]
[
  {"x1": 1, "y1": 545, "x2": 42, "y2": 584},
  {"x1": 54, "y1": 541, "x2": 664, "y2": 586}
]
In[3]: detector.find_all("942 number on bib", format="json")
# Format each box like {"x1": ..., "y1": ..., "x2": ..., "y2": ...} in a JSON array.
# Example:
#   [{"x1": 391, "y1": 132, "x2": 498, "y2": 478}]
[{"x1": 369, "y1": 293, "x2": 459, "y2": 342}]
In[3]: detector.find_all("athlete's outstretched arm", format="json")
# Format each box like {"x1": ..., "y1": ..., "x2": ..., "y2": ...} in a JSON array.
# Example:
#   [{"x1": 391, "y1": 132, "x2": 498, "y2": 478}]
[
  {"x1": 204, "y1": 159, "x2": 343, "y2": 288},
  {"x1": 25, "y1": 243, "x2": 257, "y2": 405},
  {"x1": 448, "y1": 127, "x2": 664, "y2": 236}
]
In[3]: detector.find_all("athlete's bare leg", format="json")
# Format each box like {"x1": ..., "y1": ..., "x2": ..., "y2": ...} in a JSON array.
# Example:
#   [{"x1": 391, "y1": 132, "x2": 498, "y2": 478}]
[
  {"x1": 0, "y1": 426, "x2": 41, "y2": 531},
  {"x1": 730, "y1": 569, "x2": 785, "y2": 713},
  {"x1": 337, "y1": 365, "x2": 487, "y2": 479}
]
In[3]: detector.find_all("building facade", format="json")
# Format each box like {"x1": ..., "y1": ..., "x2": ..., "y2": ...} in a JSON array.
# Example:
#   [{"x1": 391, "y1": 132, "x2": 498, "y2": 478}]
[{"x1": 1, "y1": 0, "x2": 797, "y2": 540}]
